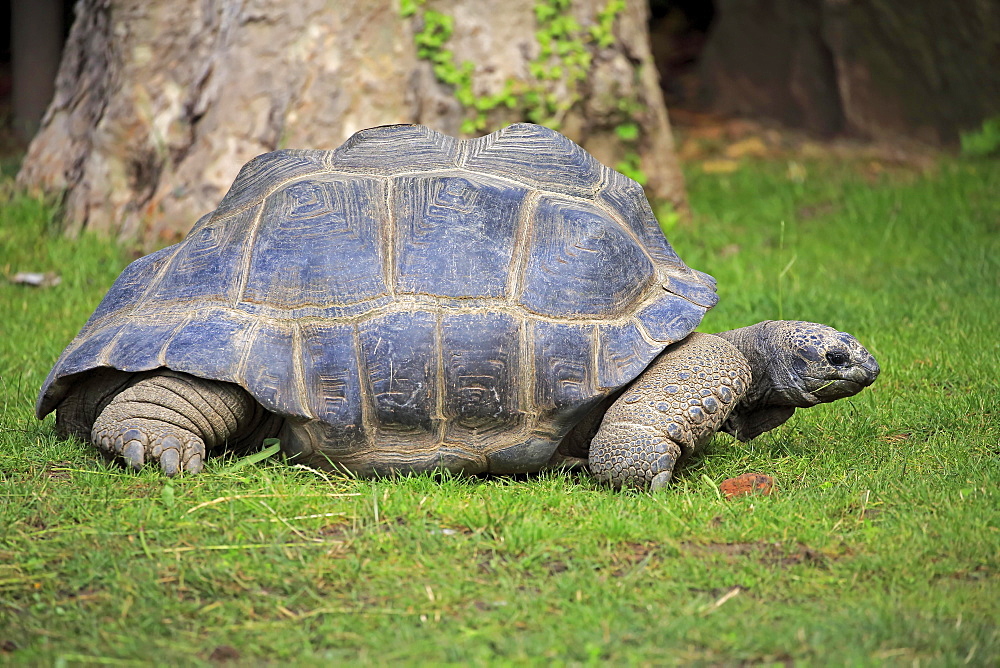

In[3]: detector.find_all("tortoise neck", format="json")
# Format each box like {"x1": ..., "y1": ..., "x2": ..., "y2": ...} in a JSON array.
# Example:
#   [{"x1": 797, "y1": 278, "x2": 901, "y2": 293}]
[{"x1": 713, "y1": 322, "x2": 776, "y2": 407}]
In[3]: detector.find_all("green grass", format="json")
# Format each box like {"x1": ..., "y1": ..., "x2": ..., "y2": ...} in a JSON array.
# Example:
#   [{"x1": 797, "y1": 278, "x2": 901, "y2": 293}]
[{"x1": 1, "y1": 156, "x2": 998, "y2": 665}]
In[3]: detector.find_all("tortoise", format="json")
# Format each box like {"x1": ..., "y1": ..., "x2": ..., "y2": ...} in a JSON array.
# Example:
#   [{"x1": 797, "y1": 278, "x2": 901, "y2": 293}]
[{"x1": 37, "y1": 123, "x2": 879, "y2": 489}]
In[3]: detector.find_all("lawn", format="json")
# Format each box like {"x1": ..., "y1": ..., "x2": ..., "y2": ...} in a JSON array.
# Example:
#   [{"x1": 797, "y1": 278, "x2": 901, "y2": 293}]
[{"x1": 1, "y1": 149, "x2": 997, "y2": 665}]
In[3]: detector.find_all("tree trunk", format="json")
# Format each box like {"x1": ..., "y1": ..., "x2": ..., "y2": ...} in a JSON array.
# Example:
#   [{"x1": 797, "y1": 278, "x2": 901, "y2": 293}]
[
  {"x1": 10, "y1": 0, "x2": 65, "y2": 142},
  {"x1": 698, "y1": 0, "x2": 1000, "y2": 144},
  {"x1": 17, "y1": 0, "x2": 685, "y2": 245}
]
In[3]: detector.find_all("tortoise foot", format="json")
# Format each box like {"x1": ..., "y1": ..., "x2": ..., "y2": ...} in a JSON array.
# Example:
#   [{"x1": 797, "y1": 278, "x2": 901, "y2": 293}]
[
  {"x1": 86, "y1": 371, "x2": 270, "y2": 476},
  {"x1": 589, "y1": 423, "x2": 681, "y2": 489},
  {"x1": 93, "y1": 418, "x2": 205, "y2": 476}
]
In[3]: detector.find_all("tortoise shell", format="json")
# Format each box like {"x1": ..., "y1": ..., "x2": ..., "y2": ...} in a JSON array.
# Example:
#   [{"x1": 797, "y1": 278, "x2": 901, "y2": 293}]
[{"x1": 37, "y1": 123, "x2": 718, "y2": 474}]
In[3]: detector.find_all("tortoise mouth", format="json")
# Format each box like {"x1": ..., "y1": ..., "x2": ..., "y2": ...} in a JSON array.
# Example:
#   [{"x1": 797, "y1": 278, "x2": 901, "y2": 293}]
[{"x1": 807, "y1": 377, "x2": 864, "y2": 399}]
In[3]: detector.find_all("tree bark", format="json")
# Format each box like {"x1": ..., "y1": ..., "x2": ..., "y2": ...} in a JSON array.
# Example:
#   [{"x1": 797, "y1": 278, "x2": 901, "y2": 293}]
[
  {"x1": 10, "y1": 0, "x2": 65, "y2": 142},
  {"x1": 698, "y1": 0, "x2": 1000, "y2": 144},
  {"x1": 17, "y1": 0, "x2": 685, "y2": 244}
]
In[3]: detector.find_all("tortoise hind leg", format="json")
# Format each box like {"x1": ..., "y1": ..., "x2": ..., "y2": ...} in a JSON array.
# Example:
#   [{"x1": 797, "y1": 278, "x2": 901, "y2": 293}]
[
  {"x1": 90, "y1": 371, "x2": 275, "y2": 475},
  {"x1": 588, "y1": 333, "x2": 752, "y2": 490}
]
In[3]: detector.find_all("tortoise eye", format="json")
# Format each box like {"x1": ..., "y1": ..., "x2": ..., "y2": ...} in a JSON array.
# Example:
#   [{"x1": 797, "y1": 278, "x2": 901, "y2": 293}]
[{"x1": 826, "y1": 350, "x2": 850, "y2": 367}]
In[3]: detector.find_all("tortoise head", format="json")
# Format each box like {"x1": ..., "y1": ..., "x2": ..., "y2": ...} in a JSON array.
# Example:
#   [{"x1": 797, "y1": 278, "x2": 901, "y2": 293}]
[{"x1": 716, "y1": 320, "x2": 879, "y2": 441}]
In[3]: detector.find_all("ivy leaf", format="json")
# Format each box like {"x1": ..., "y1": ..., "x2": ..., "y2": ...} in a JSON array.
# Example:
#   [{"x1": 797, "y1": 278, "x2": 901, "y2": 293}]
[
  {"x1": 534, "y1": 4, "x2": 557, "y2": 22},
  {"x1": 615, "y1": 123, "x2": 640, "y2": 142}
]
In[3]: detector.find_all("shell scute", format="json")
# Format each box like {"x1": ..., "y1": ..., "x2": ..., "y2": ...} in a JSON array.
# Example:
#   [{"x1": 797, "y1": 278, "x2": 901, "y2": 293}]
[
  {"x1": 532, "y1": 321, "x2": 597, "y2": 411},
  {"x1": 298, "y1": 321, "x2": 366, "y2": 434},
  {"x1": 331, "y1": 124, "x2": 461, "y2": 174},
  {"x1": 85, "y1": 246, "x2": 175, "y2": 330},
  {"x1": 597, "y1": 171, "x2": 684, "y2": 269},
  {"x1": 464, "y1": 124, "x2": 603, "y2": 197},
  {"x1": 239, "y1": 319, "x2": 307, "y2": 418},
  {"x1": 597, "y1": 321, "x2": 662, "y2": 390},
  {"x1": 393, "y1": 173, "x2": 526, "y2": 298},
  {"x1": 358, "y1": 311, "x2": 438, "y2": 437},
  {"x1": 441, "y1": 311, "x2": 523, "y2": 442},
  {"x1": 102, "y1": 320, "x2": 180, "y2": 371},
  {"x1": 163, "y1": 309, "x2": 253, "y2": 381},
  {"x1": 244, "y1": 176, "x2": 389, "y2": 307},
  {"x1": 150, "y1": 207, "x2": 255, "y2": 306},
  {"x1": 635, "y1": 294, "x2": 709, "y2": 344},
  {"x1": 519, "y1": 196, "x2": 654, "y2": 318},
  {"x1": 54, "y1": 324, "x2": 124, "y2": 380},
  {"x1": 213, "y1": 149, "x2": 328, "y2": 218}
]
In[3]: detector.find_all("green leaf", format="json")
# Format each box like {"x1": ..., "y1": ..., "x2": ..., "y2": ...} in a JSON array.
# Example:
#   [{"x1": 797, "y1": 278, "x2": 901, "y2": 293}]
[
  {"x1": 431, "y1": 49, "x2": 453, "y2": 64},
  {"x1": 615, "y1": 122, "x2": 640, "y2": 142},
  {"x1": 474, "y1": 95, "x2": 498, "y2": 112},
  {"x1": 160, "y1": 479, "x2": 175, "y2": 508},
  {"x1": 226, "y1": 439, "x2": 282, "y2": 472},
  {"x1": 455, "y1": 86, "x2": 476, "y2": 106},
  {"x1": 399, "y1": 0, "x2": 424, "y2": 18},
  {"x1": 534, "y1": 4, "x2": 556, "y2": 22},
  {"x1": 960, "y1": 116, "x2": 1000, "y2": 158}
]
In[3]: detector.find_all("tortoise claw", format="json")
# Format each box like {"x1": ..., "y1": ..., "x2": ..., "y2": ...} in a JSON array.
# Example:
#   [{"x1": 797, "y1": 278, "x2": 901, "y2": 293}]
[
  {"x1": 649, "y1": 471, "x2": 673, "y2": 492},
  {"x1": 185, "y1": 452, "x2": 204, "y2": 475},
  {"x1": 158, "y1": 443, "x2": 180, "y2": 476},
  {"x1": 91, "y1": 420, "x2": 205, "y2": 476},
  {"x1": 122, "y1": 440, "x2": 146, "y2": 470}
]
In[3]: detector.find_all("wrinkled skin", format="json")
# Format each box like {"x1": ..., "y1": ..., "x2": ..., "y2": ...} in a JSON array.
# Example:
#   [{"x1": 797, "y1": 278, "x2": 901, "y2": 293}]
[
  {"x1": 584, "y1": 320, "x2": 879, "y2": 489},
  {"x1": 715, "y1": 320, "x2": 880, "y2": 442}
]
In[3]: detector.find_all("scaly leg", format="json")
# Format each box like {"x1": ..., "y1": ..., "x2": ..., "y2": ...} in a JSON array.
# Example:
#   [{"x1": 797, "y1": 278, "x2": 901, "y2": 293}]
[
  {"x1": 589, "y1": 333, "x2": 752, "y2": 490},
  {"x1": 91, "y1": 371, "x2": 274, "y2": 475}
]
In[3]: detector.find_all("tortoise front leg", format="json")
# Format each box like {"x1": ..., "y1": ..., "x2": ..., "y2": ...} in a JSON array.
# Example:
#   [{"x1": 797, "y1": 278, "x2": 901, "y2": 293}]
[
  {"x1": 90, "y1": 371, "x2": 274, "y2": 475},
  {"x1": 588, "y1": 333, "x2": 751, "y2": 490}
]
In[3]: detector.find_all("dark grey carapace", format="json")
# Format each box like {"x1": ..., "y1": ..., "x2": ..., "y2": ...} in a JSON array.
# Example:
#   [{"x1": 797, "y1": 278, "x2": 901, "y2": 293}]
[{"x1": 37, "y1": 124, "x2": 877, "y2": 488}]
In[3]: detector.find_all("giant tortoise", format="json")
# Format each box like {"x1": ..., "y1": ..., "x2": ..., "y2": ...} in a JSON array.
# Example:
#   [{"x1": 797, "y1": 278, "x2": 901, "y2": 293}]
[{"x1": 37, "y1": 123, "x2": 879, "y2": 489}]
